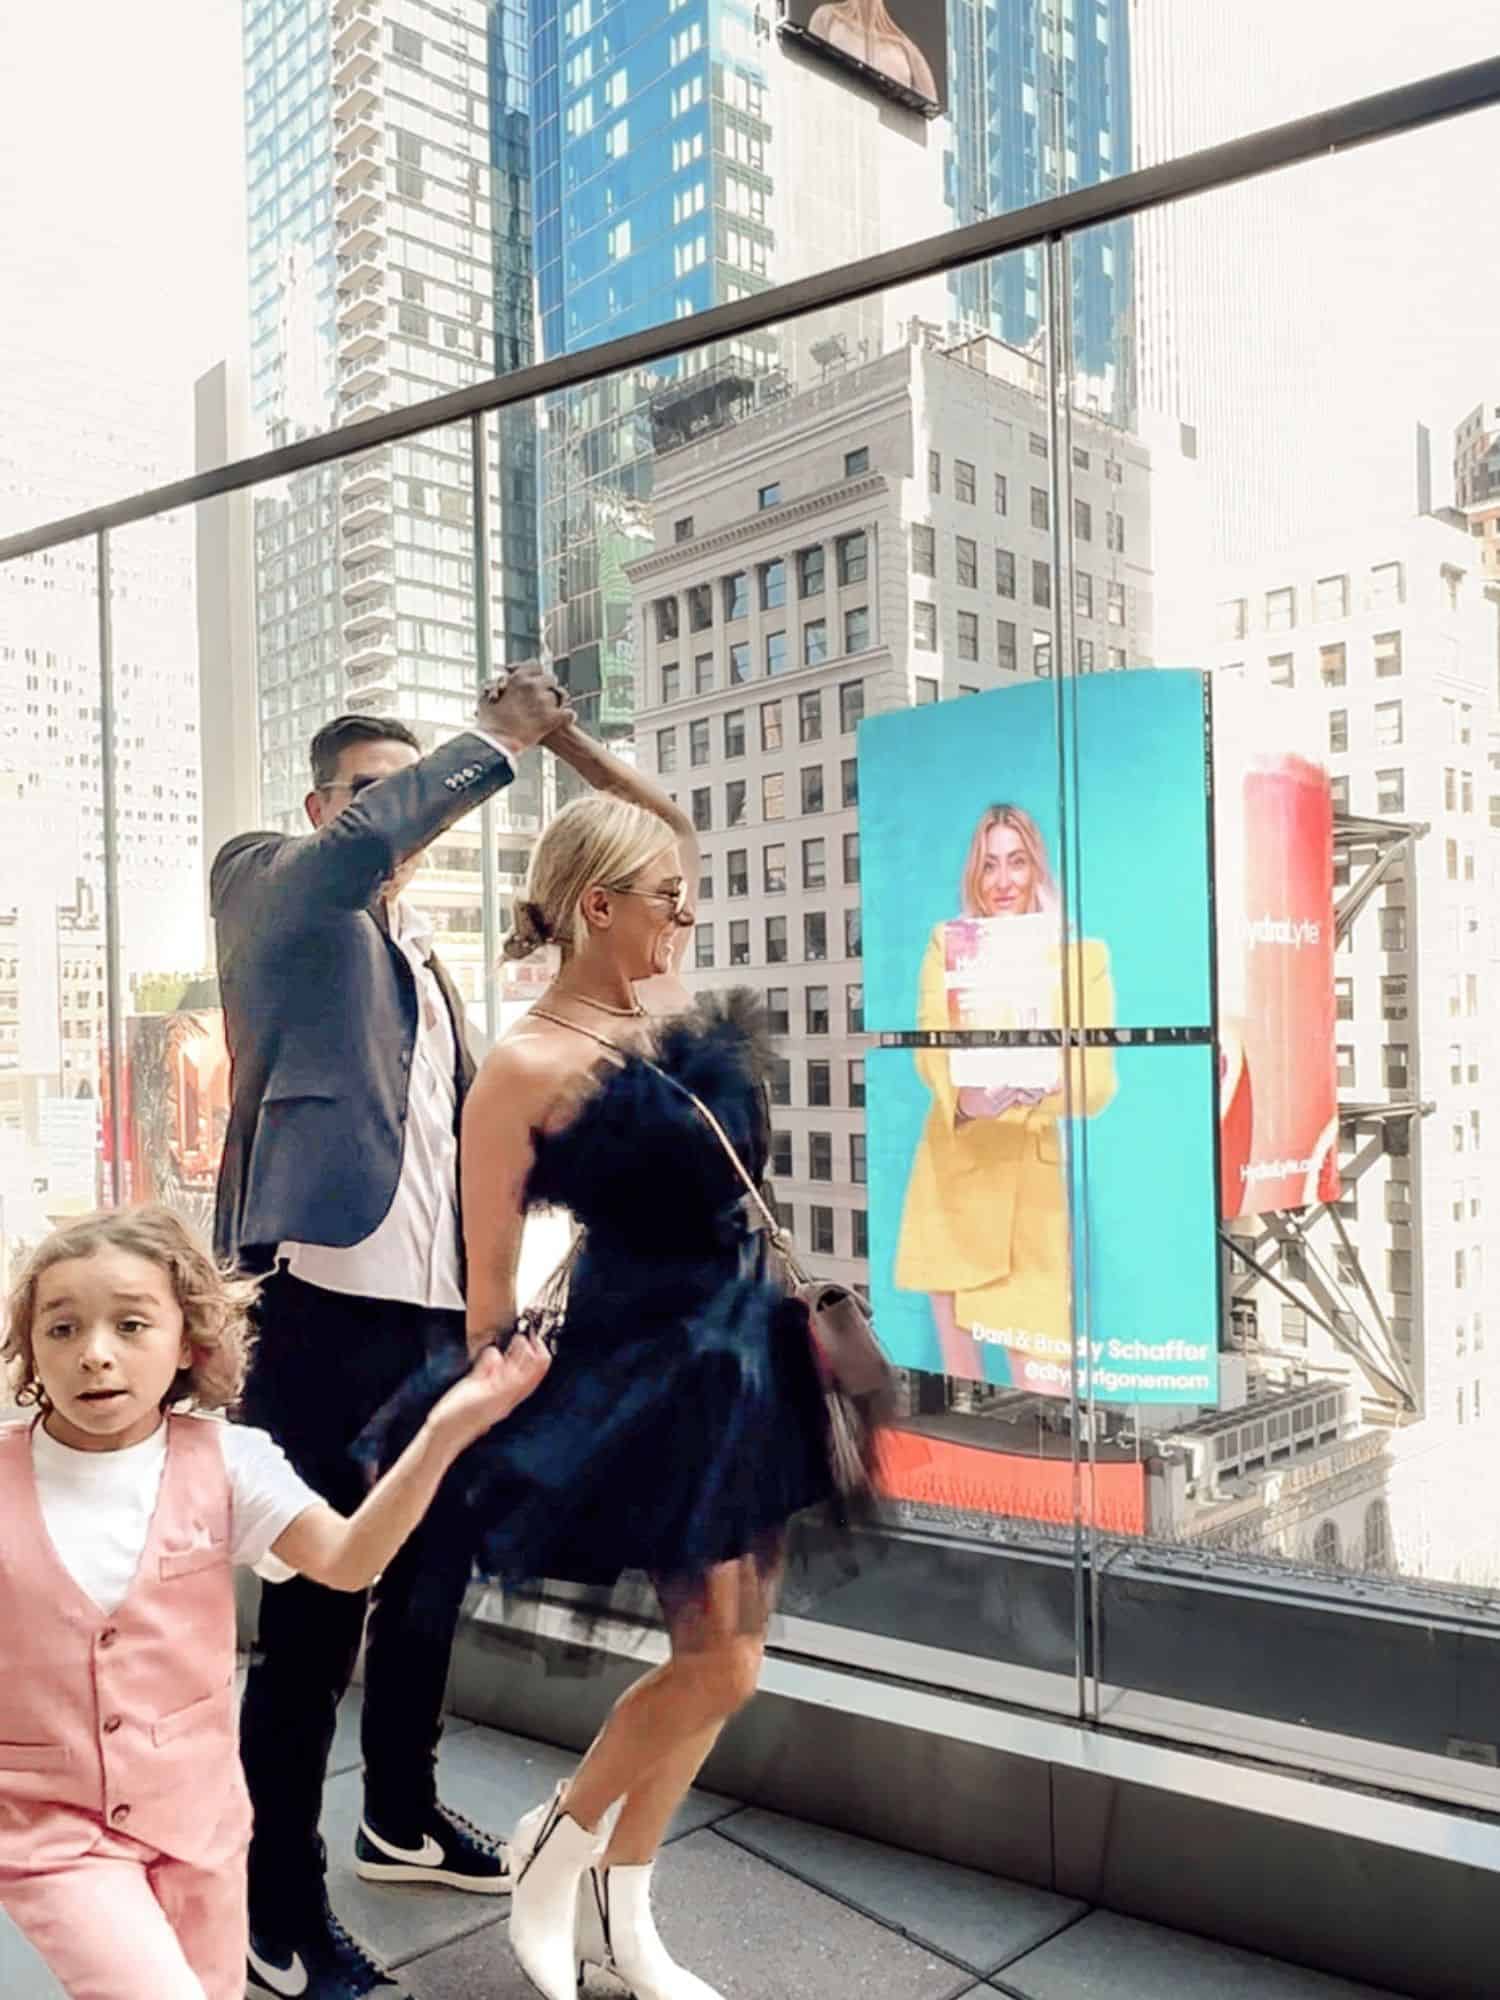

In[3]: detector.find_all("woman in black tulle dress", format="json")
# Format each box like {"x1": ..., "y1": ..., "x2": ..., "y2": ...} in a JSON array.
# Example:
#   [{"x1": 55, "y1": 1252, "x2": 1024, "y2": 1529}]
[{"x1": 436, "y1": 721, "x2": 843, "y2": 2000}]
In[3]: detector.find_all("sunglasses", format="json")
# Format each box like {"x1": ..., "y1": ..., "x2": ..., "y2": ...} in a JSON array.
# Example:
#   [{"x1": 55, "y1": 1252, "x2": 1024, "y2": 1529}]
[{"x1": 603, "y1": 877, "x2": 691, "y2": 923}]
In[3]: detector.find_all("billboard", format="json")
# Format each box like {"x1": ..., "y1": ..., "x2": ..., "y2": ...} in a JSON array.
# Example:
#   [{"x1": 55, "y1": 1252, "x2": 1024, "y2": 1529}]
[
  {"x1": 782, "y1": 0, "x2": 948, "y2": 116},
  {"x1": 1213, "y1": 682, "x2": 1339, "y2": 1218},
  {"x1": 861, "y1": 672, "x2": 1221, "y2": 1407}
]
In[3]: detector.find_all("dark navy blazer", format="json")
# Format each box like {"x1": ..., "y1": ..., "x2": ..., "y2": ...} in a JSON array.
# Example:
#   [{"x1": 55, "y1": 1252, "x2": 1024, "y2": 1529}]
[{"x1": 211, "y1": 732, "x2": 513, "y2": 1274}]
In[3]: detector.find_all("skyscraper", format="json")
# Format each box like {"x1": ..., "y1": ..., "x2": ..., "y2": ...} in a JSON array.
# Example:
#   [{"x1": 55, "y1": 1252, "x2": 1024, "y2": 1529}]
[
  {"x1": 946, "y1": 0, "x2": 1136, "y2": 421},
  {"x1": 235, "y1": 0, "x2": 543, "y2": 1011}
]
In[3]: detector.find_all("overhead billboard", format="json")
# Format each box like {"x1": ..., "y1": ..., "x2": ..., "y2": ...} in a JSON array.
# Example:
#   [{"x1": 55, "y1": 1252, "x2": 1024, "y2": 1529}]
[
  {"x1": 860, "y1": 672, "x2": 1221, "y2": 1408},
  {"x1": 1213, "y1": 681, "x2": 1339, "y2": 1219},
  {"x1": 782, "y1": 0, "x2": 948, "y2": 116}
]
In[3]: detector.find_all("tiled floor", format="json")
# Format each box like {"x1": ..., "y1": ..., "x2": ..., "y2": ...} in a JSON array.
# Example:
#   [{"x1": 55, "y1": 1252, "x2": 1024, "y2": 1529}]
[{"x1": 0, "y1": 1701, "x2": 1409, "y2": 2000}]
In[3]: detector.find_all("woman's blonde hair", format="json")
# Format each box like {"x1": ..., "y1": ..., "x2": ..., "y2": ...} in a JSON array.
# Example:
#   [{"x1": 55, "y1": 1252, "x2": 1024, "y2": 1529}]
[
  {"x1": 3, "y1": 1205, "x2": 258, "y2": 1415},
  {"x1": 959, "y1": 803, "x2": 1059, "y2": 918},
  {"x1": 504, "y1": 794, "x2": 679, "y2": 960}
]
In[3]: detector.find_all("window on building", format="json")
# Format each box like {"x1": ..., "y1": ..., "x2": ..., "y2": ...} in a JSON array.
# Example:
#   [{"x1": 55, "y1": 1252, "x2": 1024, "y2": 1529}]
[
  {"x1": 760, "y1": 560, "x2": 788, "y2": 613},
  {"x1": 674, "y1": 517, "x2": 695, "y2": 543},
  {"x1": 766, "y1": 985, "x2": 790, "y2": 1034},
  {"x1": 1384, "y1": 1043, "x2": 1409, "y2": 1091},
  {"x1": 694, "y1": 923, "x2": 715, "y2": 970},
  {"x1": 766, "y1": 918, "x2": 788, "y2": 966},
  {"x1": 957, "y1": 611, "x2": 979, "y2": 661},
  {"x1": 1072, "y1": 498, "x2": 1092, "y2": 543},
  {"x1": 1374, "y1": 630, "x2": 1403, "y2": 678},
  {"x1": 803, "y1": 837, "x2": 827, "y2": 891},
  {"x1": 1030, "y1": 487, "x2": 1050, "y2": 531},
  {"x1": 914, "y1": 602, "x2": 938, "y2": 651},
  {"x1": 810, "y1": 1206, "x2": 836, "y2": 1256},
  {"x1": 1106, "y1": 581, "x2": 1126, "y2": 626},
  {"x1": 1032, "y1": 560, "x2": 1052, "y2": 609},
  {"x1": 798, "y1": 546, "x2": 826, "y2": 597},
  {"x1": 1336, "y1": 1044, "x2": 1356, "y2": 1089},
  {"x1": 1266, "y1": 586, "x2": 1296, "y2": 631},
  {"x1": 1315, "y1": 574, "x2": 1350, "y2": 620},
  {"x1": 1106, "y1": 511, "x2": 1125, "y2": 554},
  {"x1": 996, "y1": 547, "x2": 1017, "y2": 598},
  {"x1": 844, "y1": 605, "x2": 871, "y2": 654},
  {"x1": 687, "y1": 584, "x2": 713, "y2": 631},
  {"x1": 1075, "y1": 572, "x2": 1094, "y2": 620},
  {"x1": 770, "y1": 1130, "x2": 793, "y2": 1178},
  {"x1": 837, "y1": 532, "x2": 868, "y2": 585},
  {"x1": 845, "y1": 447, "x2": 870, "y2": 477},
  {"x1": 1334, "y1": 975, "x2": 1354, "y2": 1020},
  {"x1": 723, "y1": 709, "x2": 746, "y2": 758},
  {"x1": 997, "y1": 620, "x2": 1018, "y2": 673},
  {"x1": 1376, "y1": 768, "x2": 1405, "y2": 814},
  {"x1": 1381, "y1": 975, "x2": 1407, "y2": 1020},
  {"x1": 1033, "y1": 631, "x2": 1053, "y2": 677},
  {"x1": 850, "y1": 1133, "x2": 867, "y2": 1186},
  {"x1": 1374, "y1": 700, "x2": 1403, "y2": 747},
  {"x1": 807, "y1": 985, "x2": 830, "y2": 1035},
  {"x1": 1218, "y1": 598, "x2": 1248, "y2": 641},
  {"x1": 808, "y1": 1060, "x2": 832, "y2": 1107},
  {"x1": 761, "y1": 699, "x2": 784, "y2": 751},
  {"x1": 915, "y1": 675, "x2": 939, "y2": 707},
  {"x1": 694, "y1": 652, "x2": 715, "y2": 694},
  {"x1": 729, "y1": 640, "x2": 751, "y2": 685},
  {"x1": 841, "y1": 757, "x2": 859, "y2": 807},
  {"x1": 804, "y1": 911, "x2": 829, "y2": 961},
  {"x1": 727, "y1": 849, "x2": 750, "y2": 897},
  {"x1": 725, "y1": 779, "x2": 747, "y2": 827},
  {"x1": 661, "y1": 662, "x2": 681, "y2": 705},
  {"x1": 844, "y1": 905, "x2": 862, "y2": 958},
  {"x1": 657, "y1": 727, "x2": 678, "y2": 774},
  {"x1": 1269, "y1": 653, "x2": 1295, "y2": 687},
  {"x1": 799, "y1": 690, "x2": 823, "y2": 743},
  {"x1": 954, "y1": 459, "x2": 976, "y2": 504},
  {"x1": 763, "y1": 843, "x2": 787, "y2": 895},
  {"x1": 723, "y1": 571, "x2": 749, "y2": 621},
  {"x1": 761, "y1": 773, "x2": 785, "y2": 823},
  {"x1": 655, "y1": 596, "x2": 680, "y2": 641},
  {"x1": 691, "y1": 787, "x2": 712, "y2": 832},
  {"x1": 766, "y1": 630, "x2": 788, "y2": 677},
  {"x1": 801, "y1": 765, "x2": 825, "y2": 815},
  {"x1": 846, "y1": 982, "x2": 865, "y2": 1032},
  {"x1": 841, "y1": 829, "x2": 861, "y2": 884},
  {"x1": 768, "y1": 1056, "x2": 791, "y2": 1105},
  {"x1": 994, "y1": 473, "x2": 1008, "y2": 514},
  {"x1": 840, "y1": 681, "x2": 865, "y2": 733},
  {"x1": 758, "y1": 482, "x2": 782, "y2": 510},
  {"x1": 928, "y1": 451, "x2": 941, "y2": 494},
  {"x1": 911, "y1": 524, "x2": 936, "y2": 577},
  {"x1": 956, "y1": 535, "x2": 978, "y2": 588},
  {"x1": 1370, "y1": 561, "x2": 1405, "y2": 609},
  {"x1": 1329, "y1": 710, "x2": 1348, "y2": 754},
  {"x1": 1380, "y1": 906, "x2": 1407, "y2": 952},
  {"x1": 1320, "y1": 642, "x2": 1347, "y2": 686}
]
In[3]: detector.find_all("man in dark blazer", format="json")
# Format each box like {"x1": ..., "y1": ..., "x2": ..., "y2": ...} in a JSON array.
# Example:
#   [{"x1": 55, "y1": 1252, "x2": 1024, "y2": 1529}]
[{"x1": 217, "y1": 664, "x2": 567, "y2": 2000}]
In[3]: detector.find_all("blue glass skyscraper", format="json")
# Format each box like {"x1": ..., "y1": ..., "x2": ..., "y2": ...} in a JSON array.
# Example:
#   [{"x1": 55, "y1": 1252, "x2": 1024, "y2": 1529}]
[{"x1": 947, "y1": 0, "x2": 1134, "y2": 421}]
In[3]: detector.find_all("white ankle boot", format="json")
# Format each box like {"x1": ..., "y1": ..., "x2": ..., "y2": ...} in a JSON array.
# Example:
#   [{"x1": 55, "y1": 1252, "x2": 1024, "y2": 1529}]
[
  {"x1": 577, "y1": 1862, "x2": 725, "y2": 2000},
  {"x1": 508, "y1": 1786, "x2": 612, "y2": 2000}
]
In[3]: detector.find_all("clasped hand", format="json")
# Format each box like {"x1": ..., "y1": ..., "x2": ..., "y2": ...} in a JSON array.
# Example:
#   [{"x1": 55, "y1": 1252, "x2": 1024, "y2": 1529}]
[{"x1": 426, "y1": 1336, "x2": 552, "y2": 1449}]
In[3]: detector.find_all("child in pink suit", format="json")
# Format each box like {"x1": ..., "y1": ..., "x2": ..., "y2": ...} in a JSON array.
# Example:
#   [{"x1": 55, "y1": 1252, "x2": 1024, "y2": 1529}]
[{"x1": 0, "y1": 1205, "x2": 550, "y2": 2000}]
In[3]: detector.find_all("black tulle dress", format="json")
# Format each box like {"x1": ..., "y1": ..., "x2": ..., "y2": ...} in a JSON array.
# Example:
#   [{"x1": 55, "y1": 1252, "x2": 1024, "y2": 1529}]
[{"x1": 364, "y1": 991, "x2": 838, "y2": 1593}]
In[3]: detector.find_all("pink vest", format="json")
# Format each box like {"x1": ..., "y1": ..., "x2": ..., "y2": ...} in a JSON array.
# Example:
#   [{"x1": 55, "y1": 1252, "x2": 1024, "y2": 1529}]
[{"x1": 0, "y1": 1413, "x2": 251, "y2": 1870}]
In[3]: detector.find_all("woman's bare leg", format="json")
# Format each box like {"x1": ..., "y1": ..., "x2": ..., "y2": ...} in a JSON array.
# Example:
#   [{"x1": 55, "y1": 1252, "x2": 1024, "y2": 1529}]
[
  {"x1": 933, "y1": 1293, "x2": 984, "y2": 1379},
  {"x1": 560, "y1": 1553, "x2": 777, "y2": 1862}
]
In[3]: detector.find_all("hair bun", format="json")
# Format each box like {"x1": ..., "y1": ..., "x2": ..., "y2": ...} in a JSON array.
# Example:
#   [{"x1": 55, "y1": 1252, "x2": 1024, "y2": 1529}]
[{"x1": 502, "y1": 898, "x2": 552, "y2": 962}]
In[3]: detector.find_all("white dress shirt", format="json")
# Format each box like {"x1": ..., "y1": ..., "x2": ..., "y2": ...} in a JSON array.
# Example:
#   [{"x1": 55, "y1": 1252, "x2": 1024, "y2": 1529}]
[{"x1": 280, "y1": 895, "x2": 466, "y2": 1310}]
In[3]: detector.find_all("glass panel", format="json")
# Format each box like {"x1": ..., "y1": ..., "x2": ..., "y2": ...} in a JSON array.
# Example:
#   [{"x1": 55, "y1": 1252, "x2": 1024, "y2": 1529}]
[
  {"x1": 0, "y1": 533, "x2": 106, "y2": 1287},
  {"x1": 1070, "y1": 125, "x2": 1500, "y2": 1797}
]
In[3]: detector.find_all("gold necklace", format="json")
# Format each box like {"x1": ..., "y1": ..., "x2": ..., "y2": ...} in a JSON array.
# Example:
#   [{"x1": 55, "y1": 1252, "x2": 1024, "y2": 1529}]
[{"x1": 547, "y1": 990, "x2": 646, "y2": 1020}]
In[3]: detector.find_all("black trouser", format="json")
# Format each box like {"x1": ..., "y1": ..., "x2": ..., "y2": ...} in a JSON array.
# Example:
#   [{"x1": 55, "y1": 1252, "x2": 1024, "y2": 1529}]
[{"x1": 237, "y1": 1270, "x2": 470, "y2": 1929}]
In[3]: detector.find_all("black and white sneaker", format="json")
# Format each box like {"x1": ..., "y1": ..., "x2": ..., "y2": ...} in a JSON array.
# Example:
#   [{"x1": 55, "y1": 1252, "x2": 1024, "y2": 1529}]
[
  {"x1": 247, "y1": 1900, "x2": 409, "y2": 1999},
  {"x1": 354, "y1": 1800, "x2": 511, "y2": 1894}
]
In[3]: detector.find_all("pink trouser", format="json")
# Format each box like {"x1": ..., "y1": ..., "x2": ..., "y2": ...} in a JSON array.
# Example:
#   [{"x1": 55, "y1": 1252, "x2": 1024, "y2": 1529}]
[{"x1": 0, "y1": 1827, "x2": 247, "y2": 2000}]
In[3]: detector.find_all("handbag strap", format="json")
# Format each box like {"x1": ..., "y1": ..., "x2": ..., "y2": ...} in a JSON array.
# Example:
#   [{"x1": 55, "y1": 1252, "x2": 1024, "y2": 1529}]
[{"x1": 529, "y1": 1005, "x2": 811, "y2": 1285}]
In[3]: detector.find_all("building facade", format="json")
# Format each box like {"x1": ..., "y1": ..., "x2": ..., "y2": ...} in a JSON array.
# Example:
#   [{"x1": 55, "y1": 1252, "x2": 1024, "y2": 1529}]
[
  {"x1": 237, "y1": 0, "x2": 543, "y2": 1013},
  {"x1": 629, "y1": 332, "x2": 1170, "y2": 1289},
  {"x1": 1454, "y1": 400, "x2": 1500, "y2": 581},
  {"x1": 1206, "y1": 513, "x2": 1500, "y2": 1583}
]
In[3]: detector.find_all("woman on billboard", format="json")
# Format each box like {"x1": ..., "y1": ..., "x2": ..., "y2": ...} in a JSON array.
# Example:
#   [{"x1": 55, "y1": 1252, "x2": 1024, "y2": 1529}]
[
  {"x1": 805, "y1": 0, "x2": 940, "y2": 104},
  {"x1": 895, "y1": 804, "x2": 1116, "y2": 1390}
]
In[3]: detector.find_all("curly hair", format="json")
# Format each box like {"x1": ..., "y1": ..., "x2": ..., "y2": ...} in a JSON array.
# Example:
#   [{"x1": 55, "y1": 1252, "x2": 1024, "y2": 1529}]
[{"x1": 3, "y1": 1206, "x2": 259, "y2": 1416}]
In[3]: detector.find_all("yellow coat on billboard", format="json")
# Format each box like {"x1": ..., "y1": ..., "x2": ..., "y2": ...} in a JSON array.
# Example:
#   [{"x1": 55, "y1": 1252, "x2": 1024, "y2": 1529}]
[{"x1": 895, "y1": 925, "x2": 1116, "y2": 1378}]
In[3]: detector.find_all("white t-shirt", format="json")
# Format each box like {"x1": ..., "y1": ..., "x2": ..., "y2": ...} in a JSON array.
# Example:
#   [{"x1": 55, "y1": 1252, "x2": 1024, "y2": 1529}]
[{"x1": 26, "y1": 1415, "x2": 323, "y2": 1617}]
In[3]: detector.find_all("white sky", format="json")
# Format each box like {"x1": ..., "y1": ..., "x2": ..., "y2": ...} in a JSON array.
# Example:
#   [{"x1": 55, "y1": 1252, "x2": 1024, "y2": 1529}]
[{"x1": 0, "y1": 1, "x2": 1495, "y2": 511}]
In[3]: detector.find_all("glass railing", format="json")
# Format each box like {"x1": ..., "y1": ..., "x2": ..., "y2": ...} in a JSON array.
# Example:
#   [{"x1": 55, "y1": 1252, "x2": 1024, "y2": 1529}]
[{"x1": 5, "y1": 52, "x2": 1500, "y2": 1817}]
